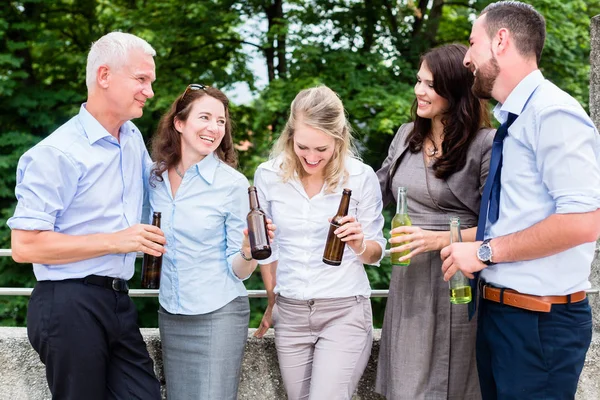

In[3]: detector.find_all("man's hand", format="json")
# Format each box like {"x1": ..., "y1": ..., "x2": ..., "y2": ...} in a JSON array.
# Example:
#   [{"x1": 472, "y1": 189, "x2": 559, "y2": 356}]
[
  {"x1": 111, "y1": 224, "x2": 166, "y2": 256},
  {"x1": 440, "y1": 241, "x2": 486, "y2": 281}
]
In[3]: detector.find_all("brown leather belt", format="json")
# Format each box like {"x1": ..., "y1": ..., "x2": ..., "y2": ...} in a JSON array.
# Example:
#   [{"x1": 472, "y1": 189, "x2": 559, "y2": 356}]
[{"x1": 481, "y1": 285, "x2": 586, "y2": 312}]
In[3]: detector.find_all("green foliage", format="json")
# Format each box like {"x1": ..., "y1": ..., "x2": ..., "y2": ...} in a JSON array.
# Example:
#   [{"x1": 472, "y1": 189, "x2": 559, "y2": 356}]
[{"x1": 0, "y1": 0, "x2": 598, "y2": 329}]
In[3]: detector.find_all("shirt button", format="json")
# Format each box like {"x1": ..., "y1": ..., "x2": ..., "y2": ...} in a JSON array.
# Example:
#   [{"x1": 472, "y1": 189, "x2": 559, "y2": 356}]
[{"x1": 308, "y1": 300, "x2": 315, "y2": 306}]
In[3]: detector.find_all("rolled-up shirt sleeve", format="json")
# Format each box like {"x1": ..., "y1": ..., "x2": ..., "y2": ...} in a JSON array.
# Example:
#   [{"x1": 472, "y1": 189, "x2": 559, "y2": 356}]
[
  {"x1": 534, "y1": 106, "x2": 600, "y2": 214},
  {"x1": 253, "y1": 166, "x2": 280, "y2": 265},
  {"x1": 358, "y1": 168, "x2": 387, "y2": 266},
  {"x1": 8, "y1": 146, "x2": 79, "y2": 231}
]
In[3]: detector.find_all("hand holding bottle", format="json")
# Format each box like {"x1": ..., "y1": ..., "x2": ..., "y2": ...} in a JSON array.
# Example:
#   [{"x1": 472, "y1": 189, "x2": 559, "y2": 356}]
[
  {"x1": 332, "y1": 215, "x2": 364, "y2": 254},
  {"x1": 242, "y1": 219, "x2": 276, "y2": 260},
  {"x1": 323, "y1": 188, "x2": 352, "y2": 265},
  {"x1": 389, "y1": 226, "x2": 445, "y2": 263},
  {"x1": 448, "y1": 217, "x2": 472, "y2": 304}
]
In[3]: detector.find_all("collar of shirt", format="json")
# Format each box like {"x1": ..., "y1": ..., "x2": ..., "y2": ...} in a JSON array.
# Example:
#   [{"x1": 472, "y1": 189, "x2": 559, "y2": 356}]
[
  {"x1": 78, "y1": 103, "x2": 133, "y2": 146},
  {"x1": 493, "y1": 69, "x2": 545, "y2": 124},
  {"x1": 262, "y1": 154, "x2": 365, "y2": 198},
  {"x1": 161, "y1": 152, "x2": 220, "y2": 184}
]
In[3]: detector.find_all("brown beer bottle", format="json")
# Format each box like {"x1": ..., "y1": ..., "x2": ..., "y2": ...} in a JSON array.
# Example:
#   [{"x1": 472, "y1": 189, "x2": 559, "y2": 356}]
[
  {"x1": 247, "y1": 186, "x2": 272, "y2": 260},
  {"x1": 322, "y1": 188, "x2": 352, "y2": 266},
  {"x1": 141, "y1": 211, "x2": 163, "y2": 289}
]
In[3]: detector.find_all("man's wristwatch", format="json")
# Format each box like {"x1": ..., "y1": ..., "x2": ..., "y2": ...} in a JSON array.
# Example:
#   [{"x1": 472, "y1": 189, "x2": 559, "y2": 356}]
[{"x1": 477, "y1": 238, "x2": 495, "y2": 265}]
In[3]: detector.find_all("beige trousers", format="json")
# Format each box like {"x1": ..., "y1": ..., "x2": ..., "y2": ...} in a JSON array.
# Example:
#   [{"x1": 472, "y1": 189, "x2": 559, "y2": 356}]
[{"x1": 273, "y1": 295, "x2": 373, "y2": 400}]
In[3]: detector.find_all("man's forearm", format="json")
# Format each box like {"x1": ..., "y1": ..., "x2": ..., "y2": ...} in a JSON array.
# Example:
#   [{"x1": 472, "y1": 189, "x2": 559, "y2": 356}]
[
  {"x1": 491, "y1": 210, "x2": 600, "y2": 263},
  {"x1": 11, "y1": 229, "x2": 114, "y2": 265},
  {"x1": 11, "y1": 224, "x2": 165, "y2": 265}
]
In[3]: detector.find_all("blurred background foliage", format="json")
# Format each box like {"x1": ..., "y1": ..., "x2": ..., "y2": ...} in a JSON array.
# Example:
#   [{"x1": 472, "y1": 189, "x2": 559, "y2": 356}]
[{"x1": 0, "y1": 0, "x2": 598, "y2": 327}]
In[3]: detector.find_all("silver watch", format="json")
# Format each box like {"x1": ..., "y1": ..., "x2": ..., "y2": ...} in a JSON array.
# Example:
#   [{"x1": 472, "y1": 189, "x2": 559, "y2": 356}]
[{"x1": 477, "y1": 238, "x2": 494, "y2": 265}]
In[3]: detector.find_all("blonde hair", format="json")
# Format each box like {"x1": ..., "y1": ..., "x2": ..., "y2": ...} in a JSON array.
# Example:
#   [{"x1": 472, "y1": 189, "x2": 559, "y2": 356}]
[{"x1": 271, "y1": 85, "x2": 358, "y2": 193}]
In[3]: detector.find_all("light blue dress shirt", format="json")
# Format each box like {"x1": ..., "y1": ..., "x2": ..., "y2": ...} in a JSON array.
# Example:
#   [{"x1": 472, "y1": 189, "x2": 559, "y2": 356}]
[
  {"x1": 481, "y1": 70, "x2": 600, "y2": 295},
  {"x1": 7, "y1": 104, "x2": 151, "y2": 281},
  {"x1": 147, "y1": 153, "x2": 250, "y2": 315}
]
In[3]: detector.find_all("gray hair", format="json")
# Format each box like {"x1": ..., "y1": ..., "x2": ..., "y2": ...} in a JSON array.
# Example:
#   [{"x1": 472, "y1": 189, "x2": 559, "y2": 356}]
[{"x1": 86, "y1": 31, "x2": 156, "y2": 89}]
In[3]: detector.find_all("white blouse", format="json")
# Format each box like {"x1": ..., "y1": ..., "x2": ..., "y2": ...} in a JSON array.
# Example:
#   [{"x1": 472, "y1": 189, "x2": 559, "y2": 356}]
[{"x1": 254, "y1": 156, "x2": 386, "y2": 300}]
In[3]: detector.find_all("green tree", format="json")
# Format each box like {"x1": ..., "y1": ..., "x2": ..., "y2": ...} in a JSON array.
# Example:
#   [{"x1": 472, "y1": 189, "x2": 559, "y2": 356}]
[{"x1": 1, "y1": 0, "x2": 598, "y2": 328}]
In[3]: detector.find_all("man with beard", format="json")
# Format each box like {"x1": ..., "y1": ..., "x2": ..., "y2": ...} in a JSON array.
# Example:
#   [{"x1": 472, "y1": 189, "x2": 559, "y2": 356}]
[
  {"x1": 8, "y1": 32, "x2": 164, "y2": 399},
  {"x1": 439, "y1": 1, "x2": 600, "y2": 399}
]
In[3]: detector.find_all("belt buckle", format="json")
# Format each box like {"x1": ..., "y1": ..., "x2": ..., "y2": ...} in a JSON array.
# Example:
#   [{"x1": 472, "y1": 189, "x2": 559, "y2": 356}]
[
  {"x1": 478, "y1": 280, "x2": 486, "y2": 297},
  {"x1": 111, "y1": 278, "x2": 129, "y2": 294}
]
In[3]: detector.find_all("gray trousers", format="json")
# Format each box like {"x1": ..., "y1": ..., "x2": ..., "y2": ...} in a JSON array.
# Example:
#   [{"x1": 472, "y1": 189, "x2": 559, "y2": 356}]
[
  {"x1": 158, "y1": 296, "x2": 250, "y2": 400},
  {"x1": 273, "y1": 295, "x2": 373, "y2": 400}
]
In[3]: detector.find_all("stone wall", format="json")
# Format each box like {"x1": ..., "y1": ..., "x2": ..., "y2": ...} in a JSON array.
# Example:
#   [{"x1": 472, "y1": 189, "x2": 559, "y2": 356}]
[{"x1": 0, "y1": 327, "x2": 598, "y2": 399}]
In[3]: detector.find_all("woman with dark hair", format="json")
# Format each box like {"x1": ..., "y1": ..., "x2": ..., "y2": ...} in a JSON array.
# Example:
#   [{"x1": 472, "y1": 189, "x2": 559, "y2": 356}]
[
  {"x1": 375, "y1": 44, "x2": 494, "y2": 399},
  {"x1": 146, "y1": 84, "x2": 275, "y2": 400}
]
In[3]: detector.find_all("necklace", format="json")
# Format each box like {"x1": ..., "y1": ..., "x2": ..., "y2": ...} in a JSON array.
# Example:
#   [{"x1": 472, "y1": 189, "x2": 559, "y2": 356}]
[
  {"x1": 426, "y1": 146, "x2": 438, "y2": 157},
  {"x1": 175, "y1": 165, "x2": 185, "y2": 179}
]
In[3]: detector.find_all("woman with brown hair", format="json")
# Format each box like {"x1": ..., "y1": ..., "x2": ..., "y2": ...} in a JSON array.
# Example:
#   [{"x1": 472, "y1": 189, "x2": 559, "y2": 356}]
[
  {"x1": 375, "y1": 44, "x2": 494, "y2": 399},
  {"x1": 146, "y1": 84, "x2": 274, "y2": 400}
]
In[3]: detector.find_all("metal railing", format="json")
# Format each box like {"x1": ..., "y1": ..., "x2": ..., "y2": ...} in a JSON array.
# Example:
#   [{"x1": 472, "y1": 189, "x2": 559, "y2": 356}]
[{"x1": 0, "y1": 249, "x2": 597, "y2": 297}]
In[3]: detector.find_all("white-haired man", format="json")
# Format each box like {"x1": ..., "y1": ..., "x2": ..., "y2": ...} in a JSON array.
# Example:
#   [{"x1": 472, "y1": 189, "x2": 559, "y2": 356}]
[{"x1": 8, "y1": 32, "x2": 165, "y2": 399}]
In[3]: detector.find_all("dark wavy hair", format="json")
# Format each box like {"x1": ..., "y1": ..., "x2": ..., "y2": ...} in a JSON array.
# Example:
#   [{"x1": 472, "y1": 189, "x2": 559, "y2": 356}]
[
  {"x1": 407, "y1": 43, "x2": 491, "y2": 179},
  {"x1": 150, "y1": 86, "x2": 237, "y2": 184}
]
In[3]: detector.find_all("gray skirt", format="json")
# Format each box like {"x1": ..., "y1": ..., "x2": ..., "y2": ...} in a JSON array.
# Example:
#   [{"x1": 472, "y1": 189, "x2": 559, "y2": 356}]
[{"x1": 158, "y1": 296, "x2": 250, "y2": 400}]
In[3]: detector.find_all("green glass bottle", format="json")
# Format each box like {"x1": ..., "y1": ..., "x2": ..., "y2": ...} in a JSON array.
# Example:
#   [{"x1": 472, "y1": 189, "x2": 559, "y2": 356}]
[
  {"x1": 391, "y1": 187, "x2": 412, "y2": 266},
  {"x1": 448, "y1": 216, "x2": 472, "y2": 304}
]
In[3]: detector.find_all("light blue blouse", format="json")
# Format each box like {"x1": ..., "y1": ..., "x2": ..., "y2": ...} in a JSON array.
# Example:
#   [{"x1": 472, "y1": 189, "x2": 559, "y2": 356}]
[
  {"x1": 482, "y1": 70, "x2": 600, "y2": 295},
  {"x1": 146, "y1": 153, "x2": 250, "y2": 315}
]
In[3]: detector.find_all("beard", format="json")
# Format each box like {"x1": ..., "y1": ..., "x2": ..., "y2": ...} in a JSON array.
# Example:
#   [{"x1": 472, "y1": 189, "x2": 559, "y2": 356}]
[{"x1": 471, "y1": 56, "x2": 500, "y2": 100}]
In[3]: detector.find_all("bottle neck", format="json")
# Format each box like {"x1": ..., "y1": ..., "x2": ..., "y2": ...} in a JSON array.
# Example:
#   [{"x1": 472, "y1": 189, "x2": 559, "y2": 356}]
[
  {"x1": 152, "y1": 215, "x2": 161, "y2": 228},
  {"x1": 336, "y1": 191, "x2": 351, "y2": 217},
  {"x1": 396, "y1": 190, "x2": 408, "y2": 215},
  {"x1": 449, "y1": 219, "x2": 461, "y2": 243},
  {"x1": 249, "y1": 190, "x2": 260, "y2": 210}
]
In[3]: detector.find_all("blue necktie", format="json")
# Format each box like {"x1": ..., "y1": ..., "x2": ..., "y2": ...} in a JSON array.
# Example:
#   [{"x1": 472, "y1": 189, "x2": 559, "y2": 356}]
[{"x1": 468, "y1": 112, "x2": 517, "y2": 319}]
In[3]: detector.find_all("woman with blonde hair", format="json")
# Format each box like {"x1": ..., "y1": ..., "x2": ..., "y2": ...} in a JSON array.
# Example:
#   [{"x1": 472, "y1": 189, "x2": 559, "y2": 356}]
[{"x1": 253, "y1": 85, "x2": 386, "y2": 399}]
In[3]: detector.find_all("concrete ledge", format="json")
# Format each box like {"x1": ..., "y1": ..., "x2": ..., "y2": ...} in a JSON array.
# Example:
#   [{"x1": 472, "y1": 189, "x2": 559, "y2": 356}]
[{"x1": 0, "y1": 327, "x2": 597, "y2": 399}]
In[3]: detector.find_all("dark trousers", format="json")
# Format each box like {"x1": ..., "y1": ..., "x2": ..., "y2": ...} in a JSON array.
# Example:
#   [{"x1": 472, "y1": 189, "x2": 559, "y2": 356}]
[
  {"x1": 27, "y1": 280, "x2": 161, "y2": 399},
  {"x1": 476, "y1": 296, "x2": 592, "y2": 400}
]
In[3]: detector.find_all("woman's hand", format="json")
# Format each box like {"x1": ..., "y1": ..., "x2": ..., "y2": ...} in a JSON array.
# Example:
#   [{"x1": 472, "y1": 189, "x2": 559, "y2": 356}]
[
  {"x1": 333, "y1": 215, "x2": 365, "y2": 254},
  {"x1": 389, "y1": 226, "x2": 445, "y2": 263},
  {"x1": 242, "y1": 219, "x2": 276, "y2": 258},
  {"x1": 253, "y1": 304, "x2": 273, "y2": 338}
]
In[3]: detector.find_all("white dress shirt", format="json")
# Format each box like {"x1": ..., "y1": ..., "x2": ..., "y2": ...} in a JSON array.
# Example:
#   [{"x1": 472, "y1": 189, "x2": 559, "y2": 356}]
[{"x1": 254, "y1": 156, "x2": 386, "y2": 300}]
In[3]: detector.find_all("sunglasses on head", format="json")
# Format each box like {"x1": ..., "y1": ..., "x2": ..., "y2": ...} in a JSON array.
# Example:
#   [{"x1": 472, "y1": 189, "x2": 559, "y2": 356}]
[{"x1": 176, "y1": 83, "x2": 207, "y2": 112}]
